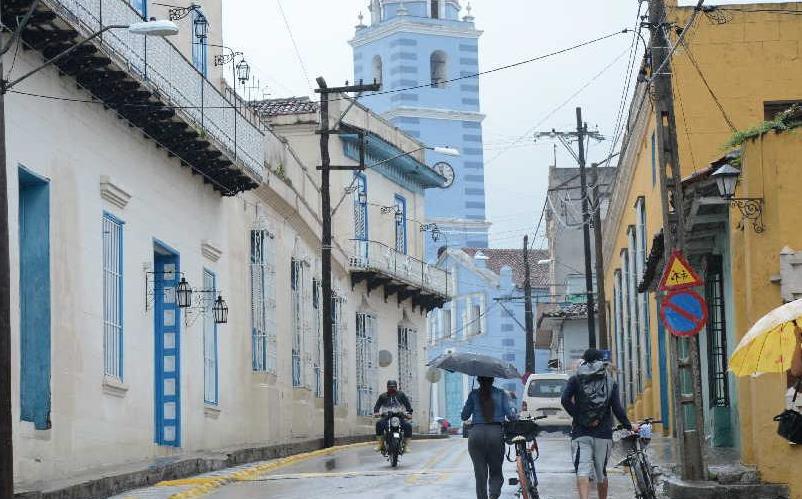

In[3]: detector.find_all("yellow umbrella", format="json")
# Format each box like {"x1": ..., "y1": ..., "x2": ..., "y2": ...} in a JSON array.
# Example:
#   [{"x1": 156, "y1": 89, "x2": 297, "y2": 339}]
[{"x1": 729, "y1": 299, "x2": 802, "y2": 377}]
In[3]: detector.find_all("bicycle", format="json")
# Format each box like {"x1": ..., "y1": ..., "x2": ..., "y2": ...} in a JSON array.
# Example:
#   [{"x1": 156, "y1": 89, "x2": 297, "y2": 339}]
[
  {"x1": 614, "y1": 418, "x2": 660, "y2": 499},
  {"x1": 504, "y1": 415, "x2": 545, "y2": 499}
]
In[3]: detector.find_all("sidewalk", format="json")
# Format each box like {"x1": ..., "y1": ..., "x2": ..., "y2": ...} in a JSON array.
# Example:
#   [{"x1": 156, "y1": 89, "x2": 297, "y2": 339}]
[{"x1": 641, "y1": 435, "x2": 790, "y2": 499}]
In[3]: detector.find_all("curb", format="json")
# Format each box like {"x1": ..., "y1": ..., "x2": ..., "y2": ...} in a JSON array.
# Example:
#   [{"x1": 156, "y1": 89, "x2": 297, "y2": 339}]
[{"x1": 163, "y1": 442, "x2": 372, "y2": 499}]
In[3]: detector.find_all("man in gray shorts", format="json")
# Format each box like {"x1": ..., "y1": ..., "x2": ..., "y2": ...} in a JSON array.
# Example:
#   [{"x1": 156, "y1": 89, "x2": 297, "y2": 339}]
[{"x1": 561, "y1": 349, "x2": 632, "y2": 499}]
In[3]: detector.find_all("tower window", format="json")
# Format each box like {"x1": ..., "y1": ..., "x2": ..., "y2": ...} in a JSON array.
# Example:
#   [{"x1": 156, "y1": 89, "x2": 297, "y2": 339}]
[
  {"x1": 431, "y1": 0, "x2": 440, "y2": 18},
  {"x1": 430, "y1": 50, "x2": 447, "y2": 89},
  {"x1": 372, "y1": 55, "x2": 383, "y2": 85}
]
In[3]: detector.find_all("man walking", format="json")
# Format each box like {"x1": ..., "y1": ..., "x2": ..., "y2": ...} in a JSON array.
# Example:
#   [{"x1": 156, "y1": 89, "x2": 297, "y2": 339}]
[{"x1": 561, "y1": 349, "x2": 632, "y2": 499}]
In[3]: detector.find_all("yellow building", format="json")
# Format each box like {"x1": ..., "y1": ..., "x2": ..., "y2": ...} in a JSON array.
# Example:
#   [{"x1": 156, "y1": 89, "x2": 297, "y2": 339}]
[{"x1": 602, "y1": 2, "x2": 802, "y2": 495}]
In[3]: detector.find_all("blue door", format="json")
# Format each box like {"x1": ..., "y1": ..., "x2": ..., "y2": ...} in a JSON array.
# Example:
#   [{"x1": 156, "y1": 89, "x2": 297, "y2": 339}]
[
  {"x1": 154, "y1": 246, "x2": 181, "y2": 446},
  {"x1": 18, "y1": 167, "x2": 51, "y2": 430}
]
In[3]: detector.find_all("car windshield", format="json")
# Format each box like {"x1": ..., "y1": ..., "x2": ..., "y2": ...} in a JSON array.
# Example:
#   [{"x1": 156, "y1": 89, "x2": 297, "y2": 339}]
[{"x1": 528, "y1": 379, "x2": 567, "y2": 398}]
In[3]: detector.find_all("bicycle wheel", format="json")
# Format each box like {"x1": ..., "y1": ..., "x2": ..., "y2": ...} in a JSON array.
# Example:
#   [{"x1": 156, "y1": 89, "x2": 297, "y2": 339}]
[
  {"x1": 632, "y1": 454, "x2": 656, "y2": 499},
  {"x1": 523, "y1": 452, "x2": 539, "y2": 499},
  {"x1": 638, "y1": 455, "x2": 657, "y2": 499},
  {"x1": 516, "y1": 455, "x2": 531, "y2": 499}
]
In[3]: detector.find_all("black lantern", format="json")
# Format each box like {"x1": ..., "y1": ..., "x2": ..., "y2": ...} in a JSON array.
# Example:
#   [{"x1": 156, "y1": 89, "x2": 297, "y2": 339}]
[
  {"x1": 358, "y1": 189, "x2": 367, "y2": 205},
  {"x1": 395, "y1": 209, "x2": 403, "y2": 224},
  {"x1": 193, "y1": 11, "x2": 208, "y2": 40},
  {"x1": 176, "y1": 277, "x2": 193, "y2": 308},
  {"x1": 712, "y1": 164, "x2": 741, "y2": 200},
  {"x1": 235, "y1": 58, "x2": 251, "y2": 84},
  {"x1": 213, "y1": 295, "x2": 228, "y2": 324}
]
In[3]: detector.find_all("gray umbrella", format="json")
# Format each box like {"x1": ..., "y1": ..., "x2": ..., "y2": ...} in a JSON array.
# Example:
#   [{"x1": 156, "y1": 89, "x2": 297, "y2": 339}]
[{"x1": 427, "y1": 352, "x2": 522, "y2": 379}]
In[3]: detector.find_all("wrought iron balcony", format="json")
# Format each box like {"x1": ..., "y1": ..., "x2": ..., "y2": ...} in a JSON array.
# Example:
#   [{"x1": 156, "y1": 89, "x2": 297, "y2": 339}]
[
  {"x1": 4, "y1": 0, "x2": 264, "y2": 195},
  {"x1": 349, "y1": 239, "x2": 450, "y2": 312}
]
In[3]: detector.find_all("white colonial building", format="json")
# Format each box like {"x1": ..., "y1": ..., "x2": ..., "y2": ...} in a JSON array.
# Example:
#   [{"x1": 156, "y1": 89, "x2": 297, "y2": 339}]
[{"x1": 2, "y1": 0, "x2": 448, "y2": 491}]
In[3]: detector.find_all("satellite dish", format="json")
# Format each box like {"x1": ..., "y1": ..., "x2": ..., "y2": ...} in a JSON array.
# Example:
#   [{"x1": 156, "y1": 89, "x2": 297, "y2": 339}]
[
  {"x1": 378, "y1": 350, "x2": 393, "y2": 367},
  {"x1": 425, "y1": 367, "x2": 442, "y2": 383}
]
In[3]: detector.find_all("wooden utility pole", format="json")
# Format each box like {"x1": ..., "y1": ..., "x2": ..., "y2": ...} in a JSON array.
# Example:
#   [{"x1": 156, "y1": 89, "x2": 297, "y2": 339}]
[
  {"x1": 316, "y1": 77, "x2": 380, "y2": 448},
  {"x1": 648, "y1": 0, "x2": 706, "y2": 480},
  {"x1": 0, "y1": 57, "x2": 13, "y2": 499},
  {"x1": 590, "y1": 161, "x2": 609, "y2": 349},
  {"x1": 575, "y1": 107, "x2": 597, "y2": 349},
  {"x1": 523, "y1": 236, "x2": 535, "y2": 373}
]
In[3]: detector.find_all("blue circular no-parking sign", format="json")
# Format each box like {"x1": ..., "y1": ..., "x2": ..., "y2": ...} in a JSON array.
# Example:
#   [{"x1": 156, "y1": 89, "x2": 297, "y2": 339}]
[{"x1": 660, "y1": 289, "x2": 708, "y2": 337}]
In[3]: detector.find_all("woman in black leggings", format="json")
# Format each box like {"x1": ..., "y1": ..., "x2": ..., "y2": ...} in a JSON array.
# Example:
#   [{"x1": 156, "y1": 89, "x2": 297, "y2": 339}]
[{"x1": 461, "y1": 376, "x2": 516, "y2": 499}]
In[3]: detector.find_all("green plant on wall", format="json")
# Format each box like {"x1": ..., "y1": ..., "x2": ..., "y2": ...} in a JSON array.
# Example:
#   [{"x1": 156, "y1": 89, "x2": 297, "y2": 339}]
[{"x1": 725, "y1": 104, "x2": 802, "y2": 149}]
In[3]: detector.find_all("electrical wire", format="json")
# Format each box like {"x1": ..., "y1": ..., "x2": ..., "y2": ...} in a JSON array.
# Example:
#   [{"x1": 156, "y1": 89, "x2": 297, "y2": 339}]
[
  {"x1": 275, "y1": 0, "x2": 314, "y2": 93},
  {"x1": 7, "y1": 30, "x2": 630, "y2": 113},
  {"x1": 484, "y1": 46, "x2": 631, "y2": 168},
  {"x1": 647, "y1": 0, "x2": 705, "y2": 85},
  {"x1": 679, "y1": 38, "x2": 737, "y2": 133}
]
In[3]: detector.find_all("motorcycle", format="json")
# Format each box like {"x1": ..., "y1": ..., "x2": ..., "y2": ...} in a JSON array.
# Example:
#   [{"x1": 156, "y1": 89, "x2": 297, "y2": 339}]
[{"x1": 375, "y1": 403, "x2": 409, "y2": 467}]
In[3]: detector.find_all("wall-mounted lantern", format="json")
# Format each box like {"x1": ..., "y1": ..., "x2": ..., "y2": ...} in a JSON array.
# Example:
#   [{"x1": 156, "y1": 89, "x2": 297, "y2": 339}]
[
  {"x1": 235, "y1": 59, "x2": 251, "y2": 85},
  {"x1": 176, "y1": 277, "x2": 193, "y2": 308},
  {"x1": 711, "y1": 164, "x2": 765, "y2": 233},
  {"x1": 213, "y1": 295, "x2": 229, "y2": 324}
]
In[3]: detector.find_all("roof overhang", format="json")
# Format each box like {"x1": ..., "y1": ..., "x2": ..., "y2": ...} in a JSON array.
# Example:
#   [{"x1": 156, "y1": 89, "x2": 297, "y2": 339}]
[{"x1": 340, "y1": 126, "x2": 446, "y2": 190}]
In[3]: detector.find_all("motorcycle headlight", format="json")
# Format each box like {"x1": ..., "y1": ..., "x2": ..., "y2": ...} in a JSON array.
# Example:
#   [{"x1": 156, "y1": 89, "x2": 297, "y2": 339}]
[{"x1": 390, "y1": 416, "x2": 401, "y2": 427}]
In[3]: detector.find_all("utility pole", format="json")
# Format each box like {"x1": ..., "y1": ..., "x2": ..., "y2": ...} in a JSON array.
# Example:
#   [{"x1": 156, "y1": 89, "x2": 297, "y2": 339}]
[
  {"x1": 575, "y1": 107, "x2": 597, "y2": 349},
  {"x1": 590, "y1": 160, "x2": 609, "y2": 350},
  {"x1": 523, "y1": 236, "x2": 535, "y2": 373},
  {"x1": 0, "y1": 56, "x2": 12, "y2": 499},
  {"x1": 316, "y1": 77, "x2": 380, "y2": 448},
  {"x1": 647, "y1": 0, "x2": 706, "y2": 480}
]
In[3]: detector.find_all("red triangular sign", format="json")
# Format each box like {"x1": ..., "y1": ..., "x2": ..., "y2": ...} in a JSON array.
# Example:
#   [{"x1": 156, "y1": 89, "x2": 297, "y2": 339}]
[{"x1": 658, "y1": 250, "x2": 703, "y2": 291}]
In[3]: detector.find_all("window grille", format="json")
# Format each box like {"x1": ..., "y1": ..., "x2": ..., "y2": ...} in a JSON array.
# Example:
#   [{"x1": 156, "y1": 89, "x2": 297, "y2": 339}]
[
  {"x1": 635, "y1": 198, "x2": 652, "y2": 379},
  {"x1": 250, "y1": 230, "x2": 276, "y2": 373},
  {"x1": 102, "y1": 214, "x2": 124, "y2": 380},
  {"x1": 332, "y1": 294, "x2": 345, "y2": 404},
  {"x1": 312, "y1": 279, "x2": 323, "y2": 397},
  {"x1": 394, "y1": 195, "x2": 407, "y2": 254},
  {"x1": 191, "y1": 10, "x2": 208, "y2": 76},
  {"x1": 291, "y1": 258, "x2": 306, "y2": 387},
  {"x1": 398, "y1": 326, "x2": 418, "y2": 407},
  {"x1": 621, "y1": 250, "x2": 634, "y2": 404},
  {"x1": 356, "y1": 313, "x2": 378, "y2": 416},
  {"x1": 614, "y1": 270, "x2": 625, "y2": 400},
  {"x1": 627, "y1": 228, "x2": 642, "y2": 394},
  {"x1": 705, "y1": 256, "x2": 730, "y2": 407},
  {"x1": 203, "y1": 269, "x2": 218, "y2": 404}
]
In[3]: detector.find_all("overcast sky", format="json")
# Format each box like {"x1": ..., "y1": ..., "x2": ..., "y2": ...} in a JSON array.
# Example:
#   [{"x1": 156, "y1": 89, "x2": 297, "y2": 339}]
[{"x1": 222, "y1": 0, "x2": 775, "y2": 249}]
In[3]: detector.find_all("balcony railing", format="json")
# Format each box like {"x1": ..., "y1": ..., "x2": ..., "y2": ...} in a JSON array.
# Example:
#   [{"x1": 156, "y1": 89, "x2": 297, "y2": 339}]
[
  {"x1": 41, "y1": 0, "x2": 264, "y2": 181},
  {"x1": 349, "y1": 239, "x2": 450, "y2": 299}
]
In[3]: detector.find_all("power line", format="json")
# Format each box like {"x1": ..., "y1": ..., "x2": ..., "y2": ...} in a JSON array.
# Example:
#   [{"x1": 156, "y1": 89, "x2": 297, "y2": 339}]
[
  {"x1": 8, "y1": 30, "x2": 630, "y2": 112},
  {"x1": 275, "y1": 0, "x2": 313, "y2": 93},
  {"x1": 679, "y1": 39, "x2": 737, "y2": 132},
  {"x1": 484, "y1": 46, "x2": 631, "y2": 168}
]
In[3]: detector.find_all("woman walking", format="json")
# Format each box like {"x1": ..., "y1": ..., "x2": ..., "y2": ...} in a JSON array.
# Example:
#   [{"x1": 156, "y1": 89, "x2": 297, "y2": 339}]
[{"x1": 461, "y1": 376, "x2": 515, "y2": 499}]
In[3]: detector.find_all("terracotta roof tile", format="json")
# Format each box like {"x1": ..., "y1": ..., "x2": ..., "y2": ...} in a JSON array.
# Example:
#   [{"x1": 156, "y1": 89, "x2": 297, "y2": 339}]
[
  {"x1": 251, "y1": 97, "x2": 319, "y2": 117},
  {"x1": 461, "y1": 248, "x2": 550, "y2": 288}
]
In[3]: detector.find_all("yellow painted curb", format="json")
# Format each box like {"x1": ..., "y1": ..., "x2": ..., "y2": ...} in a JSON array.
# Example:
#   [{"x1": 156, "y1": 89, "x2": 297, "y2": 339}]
[{"x1": 164, "y1": 442, "x2": 371, "y2": 499}]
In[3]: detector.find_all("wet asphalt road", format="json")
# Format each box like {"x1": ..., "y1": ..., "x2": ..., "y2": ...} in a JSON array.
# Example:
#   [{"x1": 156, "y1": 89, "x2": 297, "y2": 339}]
[{"x1": 206, "y1": 434, "x2": 637, "y2": 499}]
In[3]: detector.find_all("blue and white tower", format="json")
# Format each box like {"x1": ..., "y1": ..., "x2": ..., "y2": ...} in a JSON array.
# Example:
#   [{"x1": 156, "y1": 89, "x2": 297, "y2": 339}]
[{"x1": 351, "y1": 0, "x2": 490, "y2": 255}]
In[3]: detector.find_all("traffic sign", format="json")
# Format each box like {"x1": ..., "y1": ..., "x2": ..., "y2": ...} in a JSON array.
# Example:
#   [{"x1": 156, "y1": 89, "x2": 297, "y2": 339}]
[
  {"x1": 658, "y1": 250, "x2": 703, "y2": 291},
  {"x1": 660, "y1": 289, "x2": 708, "y2": 337}
]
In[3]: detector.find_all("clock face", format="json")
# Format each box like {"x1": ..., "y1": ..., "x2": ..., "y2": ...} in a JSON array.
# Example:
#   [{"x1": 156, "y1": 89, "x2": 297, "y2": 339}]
[{"x1": 433, "y1": 161, "x2": 455, "y2": 188}]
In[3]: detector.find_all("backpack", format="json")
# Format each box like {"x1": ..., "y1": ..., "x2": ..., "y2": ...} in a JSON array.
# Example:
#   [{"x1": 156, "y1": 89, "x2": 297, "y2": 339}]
[{"x1": 574, "y1": 361, "x2": 614, "y2": 427}]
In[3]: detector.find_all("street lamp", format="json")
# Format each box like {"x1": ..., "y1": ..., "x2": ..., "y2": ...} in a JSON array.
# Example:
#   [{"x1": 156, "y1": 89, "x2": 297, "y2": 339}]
[
  {"x1": 213, "y1": 295, "x2": 229, "y2": 324},
  {"x1": 235, "y1": 59, "x2": 251, "y2": 85},
  {"x1": 711, "y1": 164, "x2": 765, "y2": 233},
  {"x1": 176, "y1": 277, "x2": 193, "y2": 308}
]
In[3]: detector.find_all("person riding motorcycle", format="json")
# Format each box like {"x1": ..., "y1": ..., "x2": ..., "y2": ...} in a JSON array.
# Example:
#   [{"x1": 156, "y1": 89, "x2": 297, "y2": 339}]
[{"x1": 373, "y1": 380, "x2": 413, "y2": 451}]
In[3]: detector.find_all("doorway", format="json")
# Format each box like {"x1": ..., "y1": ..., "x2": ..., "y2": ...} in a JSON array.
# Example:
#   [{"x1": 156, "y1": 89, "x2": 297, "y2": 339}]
[{"x1": 153, "y1": 242, "x2": 181, "y2": 446}]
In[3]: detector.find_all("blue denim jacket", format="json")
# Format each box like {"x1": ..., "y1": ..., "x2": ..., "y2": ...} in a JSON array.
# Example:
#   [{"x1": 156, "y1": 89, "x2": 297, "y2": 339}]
[{"x1": 461, "y1": 386, "x2": 515, "y2": 424}]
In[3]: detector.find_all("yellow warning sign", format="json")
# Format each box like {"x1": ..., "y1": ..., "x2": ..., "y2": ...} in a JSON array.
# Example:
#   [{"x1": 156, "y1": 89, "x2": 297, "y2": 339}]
[{"x1": 658, "y1": 250, "x2": 703, "y2": 290}]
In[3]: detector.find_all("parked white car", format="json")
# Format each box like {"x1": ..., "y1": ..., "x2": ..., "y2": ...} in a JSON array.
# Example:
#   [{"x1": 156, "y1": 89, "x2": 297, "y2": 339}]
[{"x1": 522, "y1": 373, "x2": 572, "y2": 431}]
